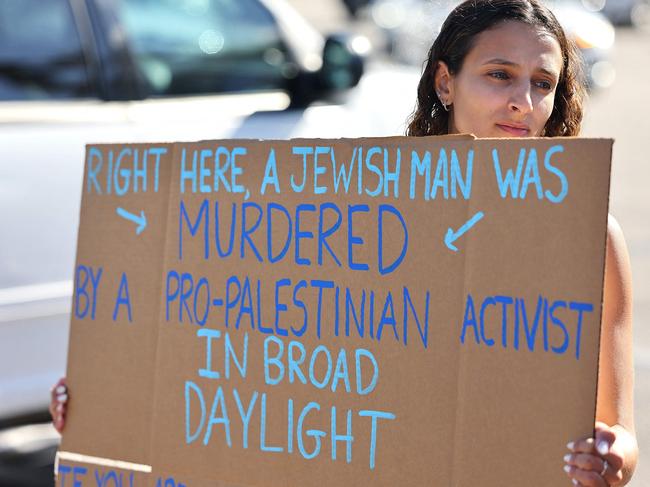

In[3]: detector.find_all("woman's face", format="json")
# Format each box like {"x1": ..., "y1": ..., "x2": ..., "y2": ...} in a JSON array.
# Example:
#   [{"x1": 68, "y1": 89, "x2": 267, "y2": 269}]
[{"x1": 436, "y1": 21, "x2": 564, "y2": 137}]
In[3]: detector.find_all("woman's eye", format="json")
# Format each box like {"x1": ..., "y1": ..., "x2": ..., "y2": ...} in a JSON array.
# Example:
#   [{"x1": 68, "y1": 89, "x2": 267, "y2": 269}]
[
  {"x1": 489, "y1": 71, "x2": 509, "y2": 80},
  {"x1": 535, "y1": 80, "x2": 553, "y2": 90}
]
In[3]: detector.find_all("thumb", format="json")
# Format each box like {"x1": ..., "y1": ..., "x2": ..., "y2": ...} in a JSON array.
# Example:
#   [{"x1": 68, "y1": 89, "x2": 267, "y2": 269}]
[{"x1": 594, "y1": 424, "x2": 616, "y2": 456}]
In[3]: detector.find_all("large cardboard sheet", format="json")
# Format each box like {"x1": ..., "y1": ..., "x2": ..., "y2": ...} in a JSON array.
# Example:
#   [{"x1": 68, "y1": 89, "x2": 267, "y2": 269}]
[{"x1": 57, "y1": 135, "x2": 612, "y2": 486}]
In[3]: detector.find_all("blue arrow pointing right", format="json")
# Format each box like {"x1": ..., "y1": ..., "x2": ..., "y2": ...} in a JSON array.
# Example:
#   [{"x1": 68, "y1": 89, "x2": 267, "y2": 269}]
[{"x1": 116, "y1": 207, "x2": 147, "y2": 235}]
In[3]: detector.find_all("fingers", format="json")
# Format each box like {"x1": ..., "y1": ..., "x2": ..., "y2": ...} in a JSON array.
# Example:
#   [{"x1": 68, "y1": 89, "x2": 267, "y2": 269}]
[
  {"x1": 578, "y1": 424, "x2": 624, "y2": 473},
  {"x1": 567, "y1": 435, "x2": 614, "y2": 457},
  {"x1": 564, "y1": 438, "x2": 606, "y2": 486},
  {"x1": 54, "y1": 414, "x2": 66, "y2": 434},
  {"x1": 594, "y1": 427, "x2": 616, "y2": 457},
  {"x1": 567, "y1": 437, "x2": 598, "y2": 455},
  {"x1": 50, "y1": 377, "x2": 66, "y2": 399},
  {"x1": 564, "y1": 452, "x2": 607, "y2": 473},
  {"x1": 564, "y1": 464, "x2": 608, "y2": 486},
  {"x1": 565, "y1": 424, "x2": 626, "y2": 486},
  {"x1": 50, "y1": 377, "x2": 68, "y2": 434},
  {"x1": 54, "y1": 387, "x2": 68, "y2": 406}
]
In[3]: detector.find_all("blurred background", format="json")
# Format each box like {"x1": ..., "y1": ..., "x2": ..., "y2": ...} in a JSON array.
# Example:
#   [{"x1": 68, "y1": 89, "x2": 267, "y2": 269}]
[{"x1": 0, "y1": 0, "x2": 648, "y2": 485}]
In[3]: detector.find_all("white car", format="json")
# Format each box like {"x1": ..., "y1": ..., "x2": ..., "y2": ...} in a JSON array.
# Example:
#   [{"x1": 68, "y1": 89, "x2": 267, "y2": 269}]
[{"x1": 0, "y1": 0, "x2": 420, "y2": 424}]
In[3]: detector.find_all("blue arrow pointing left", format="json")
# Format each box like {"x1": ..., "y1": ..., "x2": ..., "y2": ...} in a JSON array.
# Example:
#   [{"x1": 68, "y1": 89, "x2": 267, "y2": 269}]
[
  {"x1": 445, "y1": 211, "x2": 484, "y2": 252},
  {"x1": 116, "y1": 207, "x2": 147, "y2": 235}
]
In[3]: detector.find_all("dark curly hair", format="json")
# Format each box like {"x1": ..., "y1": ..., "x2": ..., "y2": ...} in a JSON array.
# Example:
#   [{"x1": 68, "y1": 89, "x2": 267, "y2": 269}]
[{"x1": 406, "y1": 0, "x2": 586, "y2": 137}]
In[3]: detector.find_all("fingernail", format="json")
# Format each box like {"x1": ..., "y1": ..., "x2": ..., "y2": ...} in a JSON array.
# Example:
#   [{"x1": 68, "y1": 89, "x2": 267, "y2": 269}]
[
  {"x1": 56, "y1": 404, "x2": 64, "y2": 413},
  {"x1": 55, "y1": 385, "x2": 66, "y2": 394},
  {"x1": 597, "y1": 440, "x2": 609, "y2": 456},
  {"x1": 564, "y1": 465, "x2": 571, "y2": 474},
  {"x1": 564, "y1": 454, "x2": 571, "y2": 462},
  {"x1": 57, "y1": 393, "x2": 68, "y2": 403},
  {"x1": 566, "y1": 441, "x2": 575, "y2": 450},
  {"x1": 572, "y1": 480, "x2": 579, "y2": 486}
]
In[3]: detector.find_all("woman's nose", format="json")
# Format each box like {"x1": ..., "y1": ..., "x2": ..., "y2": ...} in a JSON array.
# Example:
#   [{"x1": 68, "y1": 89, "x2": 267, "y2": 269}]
[{"x1": 508, "y1": 81, "x2": 534, "y2": 114}]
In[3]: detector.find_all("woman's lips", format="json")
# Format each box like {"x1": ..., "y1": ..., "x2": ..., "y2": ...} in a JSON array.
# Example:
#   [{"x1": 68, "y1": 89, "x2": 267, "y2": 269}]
[{"x1": 496, "y1": 124, "x2": 530, "y2": 136}]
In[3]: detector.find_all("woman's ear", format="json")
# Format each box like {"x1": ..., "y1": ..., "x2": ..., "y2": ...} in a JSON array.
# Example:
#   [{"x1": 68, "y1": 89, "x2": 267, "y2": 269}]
[{"x1": 434, "y1": 61, "x2": 454, "y2": 106}]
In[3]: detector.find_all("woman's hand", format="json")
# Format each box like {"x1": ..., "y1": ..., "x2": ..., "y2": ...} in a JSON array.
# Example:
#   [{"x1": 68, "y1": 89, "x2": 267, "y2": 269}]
[
  {"x1": 49, "y1": 377, "x2": 68, "y2": 434},
  {"x1": 563, "y1": 422, "x2": 625, "y2": 486}
]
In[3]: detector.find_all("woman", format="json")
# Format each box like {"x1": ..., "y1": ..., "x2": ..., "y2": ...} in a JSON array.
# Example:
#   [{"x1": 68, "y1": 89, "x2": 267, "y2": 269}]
[
  {"x1": 52, "y1": 0, "x2": 637, "y2": 484},
  {"x1": 405, "y1": 0, "x2": 637, "y2": 485}
]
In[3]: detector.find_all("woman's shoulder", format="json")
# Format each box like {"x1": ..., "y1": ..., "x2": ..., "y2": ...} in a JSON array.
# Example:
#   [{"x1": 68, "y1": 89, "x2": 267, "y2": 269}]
[
  {"x1": 607, "y1": 214, "x2": 625, "y2": 242},
  {"x1": 606, "y1": 214, "x2": 631, "y2": 267}
]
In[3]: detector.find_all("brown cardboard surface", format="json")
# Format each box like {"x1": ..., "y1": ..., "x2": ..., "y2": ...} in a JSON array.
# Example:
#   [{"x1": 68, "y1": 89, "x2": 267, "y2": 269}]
[
  {"x1": 60, "y1": 136, "x2": 612, "y2": 487},
  {"x1": 61, "y1": 144, "x2": 173, "y2": 466},
  {"x1": 54, "y1": 456, "x2": 150, "y2": 487}
]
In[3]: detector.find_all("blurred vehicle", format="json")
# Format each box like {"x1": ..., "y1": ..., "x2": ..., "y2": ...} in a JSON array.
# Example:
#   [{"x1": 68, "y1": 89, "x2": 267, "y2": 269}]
[
  {"x1": 0, "y1": 423, "x2": 59, "y2": 486},
  {"x1": 600, "y1": 0, "x2": 650, "y2": 26},
  {"x1": 341, "y1": 0, "x2": 373, "y2": 17},
  {"x1": 0, "y1": 0, "x2": 420, "y2": 425},
  {"x1": 370, "y1": 0, "x2": 617, "y2": 89}
]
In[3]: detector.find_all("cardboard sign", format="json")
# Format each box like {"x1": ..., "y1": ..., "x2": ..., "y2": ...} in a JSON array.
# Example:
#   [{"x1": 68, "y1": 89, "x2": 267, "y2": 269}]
[{"x1": 57, "y1": 135, "x2": 612, "y2": 486}]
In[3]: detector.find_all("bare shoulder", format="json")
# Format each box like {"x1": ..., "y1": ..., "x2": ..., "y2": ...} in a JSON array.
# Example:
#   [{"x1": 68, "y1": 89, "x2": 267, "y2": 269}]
[
  {"x1": 607, "y1": 214, "x2": 628, "y2": 254},
  {"x1": 606, "y1": 214, "x2": 632, "y2": 281}
]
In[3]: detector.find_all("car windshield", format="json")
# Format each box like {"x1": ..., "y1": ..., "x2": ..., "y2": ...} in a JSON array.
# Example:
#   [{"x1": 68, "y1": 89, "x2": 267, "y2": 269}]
[
  {"x1": 120, "y1": 0, "x2": 295, "y2": 96},
  {"x1": 0, "y1": 0, "x2": 92, "y2": 100}
]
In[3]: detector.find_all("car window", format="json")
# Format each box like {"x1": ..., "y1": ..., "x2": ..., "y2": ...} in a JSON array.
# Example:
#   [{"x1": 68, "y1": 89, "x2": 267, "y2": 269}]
[
  {"x1": 120, "y1": 0, "x2": 295, "y2": 96},
  {"x1": 0, "y1": 0, "x2": 94, "y2": 101}
]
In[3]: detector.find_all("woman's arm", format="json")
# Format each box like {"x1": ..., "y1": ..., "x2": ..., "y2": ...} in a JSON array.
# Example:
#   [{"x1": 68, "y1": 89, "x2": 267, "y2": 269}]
[
  {"x1": 565, "y1": 215, "x2": 638, "y2": 486},
  {"x1": 595, "y1": 215, "x2": 638, "y2": 483}
]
